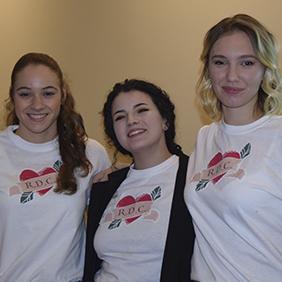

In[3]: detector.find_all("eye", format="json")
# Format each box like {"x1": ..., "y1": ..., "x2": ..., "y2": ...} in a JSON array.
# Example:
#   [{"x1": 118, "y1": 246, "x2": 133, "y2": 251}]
[
  {"x1": 212, "y1": 59, "x2": 225, "y2": 66},
  {"x1": 114, "y1": 115, "x2": 125, "y2": 122},
  {"x1": 137, "y1": 107, "x2": 149, "y2": 113},
  {"x1": 241, "y1": 60, "x2": 255, "y2": 66},
  {"x1": 17, "y1": 91, "x2": 30, "y2": 98},
  {"x1": 43, "y1": 91, "x2": 55, "y2": 97}
]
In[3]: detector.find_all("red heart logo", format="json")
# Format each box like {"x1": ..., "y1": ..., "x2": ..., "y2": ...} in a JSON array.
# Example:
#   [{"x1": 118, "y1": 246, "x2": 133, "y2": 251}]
[
  {"x1": 20, "y1": 167, "x2": 56, "y2": 196},
  {"x1": 208, "y1": 151, "x2": 240, "y2": 183},
  {"x1": 117, "y1": 193, "x2": 152, "y2": 223}
]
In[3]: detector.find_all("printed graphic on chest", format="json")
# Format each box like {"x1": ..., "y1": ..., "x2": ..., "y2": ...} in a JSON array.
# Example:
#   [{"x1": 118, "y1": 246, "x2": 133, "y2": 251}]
[
  {"x1": 192, "y1": 143, "x2": 251, "y2": 191},
  {"x1": 20, "y1": 168, "x2": 56, "y2": 196},
  {"x1": 9, "y1": 160, "x2": 62, "y2": 203},
  {"x1": 103, "y1": 186, "x2": 161, "y2": 229}
]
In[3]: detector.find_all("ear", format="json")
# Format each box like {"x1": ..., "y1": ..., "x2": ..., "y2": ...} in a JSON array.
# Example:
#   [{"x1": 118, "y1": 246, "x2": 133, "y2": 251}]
[
  {"x1": 61, "y1": 88, "x2": 67, "y2": 104},
  {"x1": 262, "y1": 68, "x2": 269, "y2": 83},
  {"x1": 162, "y1": 119, "x2": 169, "y2": 131}
]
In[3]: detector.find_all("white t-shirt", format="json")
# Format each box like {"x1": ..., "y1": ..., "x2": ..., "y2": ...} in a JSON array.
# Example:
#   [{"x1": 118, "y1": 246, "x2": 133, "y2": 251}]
[
  {"x1": 0, "y1": 125, "x2": 110, "y2": 282},
  {"x1": 185, "y1": 115, "x2": 282, "y2": 282},
  {"x1": 94, "y1": 155, "x2": 179, "y2": 282}
]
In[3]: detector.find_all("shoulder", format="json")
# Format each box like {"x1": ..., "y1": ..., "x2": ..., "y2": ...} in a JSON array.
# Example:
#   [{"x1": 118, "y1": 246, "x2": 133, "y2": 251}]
[
  {"x1": 0, "y1": 126, "x2": 13, "y2": 141},
  {"x1": 177, "y1": 151, "x2": 189, "y2": 162},
  {"x1": 254, "y1": 115, "x2": 282, "y2": 137},
  {"x1": 93, "y1": 164, "x2": 130, "y2": 183},
  {"x1": 267, "y1": 115, "x2": 282, "y2": 127},
  {"x1": 198, "y1": 122, "x2": 218, "y2": 136},
  {"x1": 85, "y1": 138, "x2": 111, "y2": 172},
  {"x1": 194, "y1": 122, "x2": 219, "y2": 144},
  {"x1": 86, "y1": 138, "x2": 107, "y2": 152},
  {"x1": 90, "y1": 167, "x2": 130, "y2": 199},
  {"x1": 0, "y1": 128, "x2": 10, "y2": 153},
  {"x1": 108, "y1": 166, "x2": 130, "y2": 180},
  {"x1": 85, "y1": 138, "x2": 109, "y2": 159}
]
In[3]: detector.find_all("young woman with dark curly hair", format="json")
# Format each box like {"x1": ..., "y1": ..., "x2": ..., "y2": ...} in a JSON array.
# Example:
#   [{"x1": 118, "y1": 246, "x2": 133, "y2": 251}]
[{"x1": 83, "y1": 79, "x2": 195, "y2": 282}]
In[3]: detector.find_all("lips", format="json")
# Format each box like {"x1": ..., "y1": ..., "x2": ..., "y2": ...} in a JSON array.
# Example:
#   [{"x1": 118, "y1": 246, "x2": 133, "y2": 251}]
[
  {"x1": 127, "y1": 128, "x2": 146, "y2": 137},
  {"x1": 222, "y1": 86, "x2": 244, "y2": 95},
  {"x1": 27, "y1": 113, "x2": 48, "y2": 121}
]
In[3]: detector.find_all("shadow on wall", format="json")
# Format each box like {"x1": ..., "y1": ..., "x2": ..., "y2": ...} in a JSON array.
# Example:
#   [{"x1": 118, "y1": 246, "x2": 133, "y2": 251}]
[{"x1": 0, "y1": 103, "x2": 6, "y2": 130}]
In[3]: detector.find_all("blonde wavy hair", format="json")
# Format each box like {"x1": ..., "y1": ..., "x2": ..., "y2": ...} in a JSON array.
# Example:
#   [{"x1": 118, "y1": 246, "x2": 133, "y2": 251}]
[{"x1": 197, "y1": 14, "x2": 282, "y2": 120}]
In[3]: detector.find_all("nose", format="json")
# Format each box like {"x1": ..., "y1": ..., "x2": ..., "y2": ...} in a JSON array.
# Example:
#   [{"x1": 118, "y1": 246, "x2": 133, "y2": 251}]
[
  {"x1": 127, "y1": 112, "x2": 138, "y2": 126},
  {"x1": 226, "y1": 64, "x2": 239, "y2": 82},
  {"x1": 31, "y1": 94, "x2": 45, "y2": 110}
]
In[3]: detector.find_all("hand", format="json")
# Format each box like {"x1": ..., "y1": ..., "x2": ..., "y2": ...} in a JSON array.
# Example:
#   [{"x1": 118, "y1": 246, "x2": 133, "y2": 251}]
[
  {"x1": 93, "y1": 163, "x2": 128, "y2": 183},
  {"x1": 93, "y1": 167, "x2": 114, "y2": 183}
]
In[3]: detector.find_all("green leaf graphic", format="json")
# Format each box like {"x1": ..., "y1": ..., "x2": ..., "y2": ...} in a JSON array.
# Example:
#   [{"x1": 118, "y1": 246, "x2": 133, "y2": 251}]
[
  {"x1": 240, "y1": 143, "x2": 251, "y2": 159},
  {"x1": 53, "y1": 160, "x2": 63, "y2": 172},
  {"x1": 108, "y1": 219, "x2": 122, "y2": 229},
  {"x1": 20, "y1": 191, "x2": 34, "y2": 203},
  {"x1": 151, "y1": 186, "x2": 161, "y2": 200},
  {"x1": 195, "y1": 180, "x2": 209, "y2": 191}
]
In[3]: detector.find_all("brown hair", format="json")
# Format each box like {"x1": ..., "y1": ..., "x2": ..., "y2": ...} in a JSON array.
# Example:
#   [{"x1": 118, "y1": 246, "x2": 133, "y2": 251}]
[{"x1": 6, "y1": 52, "x2": 92, "y2": 194}]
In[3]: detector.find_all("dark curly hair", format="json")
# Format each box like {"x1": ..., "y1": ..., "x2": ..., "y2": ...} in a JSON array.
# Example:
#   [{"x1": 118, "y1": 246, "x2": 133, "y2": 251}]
[
  {"x1": 6, "y1": 52, "x2": 92, "y2": 194},
  {"x1": 103, "y1": 79, "x2": 181, "y2": 159}
]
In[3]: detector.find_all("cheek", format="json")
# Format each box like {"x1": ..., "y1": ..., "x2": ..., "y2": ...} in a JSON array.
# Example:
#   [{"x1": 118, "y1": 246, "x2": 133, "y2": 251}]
[
  {"x1": 210, "y1": 70, "x2": 223, "y2": 83},
  {"x1": 255, "y1": 71, "x2": 264, "y2": 85},
  {"x1": 47, "y1": 99, "x2": 62, "y2": 119},
  {"x1": 13, "y1": 99, "x2": 25, "y2": 115},
  {"x1": 210, "y1": 76, "x2": 222, "y2": 94},
  {"x1": 209, "y1": 69, "x2": 223, "y2": 88},
  {"x1": 55, "y1": 104, "x2": 62, "y2": 115},
  {"x1": 247, "y1": 73, "x2": 264, "y2": 91},
  {"x1": 113, "y1": 123, "x2": 126, "y2": 143}
]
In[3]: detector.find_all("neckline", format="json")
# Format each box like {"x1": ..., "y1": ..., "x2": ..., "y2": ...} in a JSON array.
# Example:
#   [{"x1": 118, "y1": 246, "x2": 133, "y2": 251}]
[
  {"x1": 220, "y1": 115, "x2": 270, "y2": 135},
  {"x1": 7, "y1": 125, "x2": 58, "y2": 152},
  {"x1": 128, "y1": 154, "x2": 178, "y2": 177}
]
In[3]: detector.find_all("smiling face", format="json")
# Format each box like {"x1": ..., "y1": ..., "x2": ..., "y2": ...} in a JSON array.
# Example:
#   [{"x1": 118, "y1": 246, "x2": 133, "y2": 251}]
[
  {"x1": 12, "y1": 64, "x2": 63, "y2": 143},
  {"x1": 208, "y1": 31, "x2": 265, "y2": 124},
  {"x1": 112, "y1": 90, "x2": 170, "y2": 163}
]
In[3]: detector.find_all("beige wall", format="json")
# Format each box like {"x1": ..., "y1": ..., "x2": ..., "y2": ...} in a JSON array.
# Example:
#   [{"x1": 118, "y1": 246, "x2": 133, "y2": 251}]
[{"x1": 1, "y1": 0, "x2": 282, "y2": 159}]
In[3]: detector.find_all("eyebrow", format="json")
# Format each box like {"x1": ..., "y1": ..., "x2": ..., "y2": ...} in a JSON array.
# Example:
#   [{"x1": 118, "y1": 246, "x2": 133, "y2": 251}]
[
  {"x1": 15, "y1": 85, "x2": 59, "y2": 91},
  {"x1": 210, "y1": 54, "x2": 258, "y2": 60},
  {"x1": 113, "y1": 102, "x2": 148, "y2": 116}
]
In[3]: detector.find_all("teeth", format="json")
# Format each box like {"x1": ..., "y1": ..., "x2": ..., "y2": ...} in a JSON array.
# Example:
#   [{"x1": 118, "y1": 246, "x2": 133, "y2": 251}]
[
  {"x1": 128, "y1": 129, "x2": 145, "y2": 137},
  {"x1": 28, "y1": 114, "x2": 47, "y2": 120}
]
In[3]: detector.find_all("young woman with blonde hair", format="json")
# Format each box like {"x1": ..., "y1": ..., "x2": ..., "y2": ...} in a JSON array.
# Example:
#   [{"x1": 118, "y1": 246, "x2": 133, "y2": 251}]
[{"x1": 185, "y1": 14, "x2": 282, "y2": 281}]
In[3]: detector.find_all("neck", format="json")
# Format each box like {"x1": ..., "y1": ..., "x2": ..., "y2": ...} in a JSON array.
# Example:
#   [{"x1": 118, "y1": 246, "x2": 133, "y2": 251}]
[
  {"x1": 223, "y1": 107, "x2": 263, "y2": 125},
  {"x1": 15, "y1": 128, "x2": 57, "y2": 144}
]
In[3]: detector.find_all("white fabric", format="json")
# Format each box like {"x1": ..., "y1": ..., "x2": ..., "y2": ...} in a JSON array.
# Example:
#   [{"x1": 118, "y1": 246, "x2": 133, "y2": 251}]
[
  {"x1": 0, "y1": 125, "x2": 110, "y2": 282},
  {"x1": 94, "y1": 155, "x2": 178, "y2": 282},
  {"x1": 185, "y1": 115, "x2": 282, "y2": 282}
]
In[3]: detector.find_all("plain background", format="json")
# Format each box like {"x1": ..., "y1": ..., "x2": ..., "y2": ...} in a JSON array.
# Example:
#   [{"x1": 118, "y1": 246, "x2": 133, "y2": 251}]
[{"x1": 1, "y1": 0, "x2": 281, "y2": 160}]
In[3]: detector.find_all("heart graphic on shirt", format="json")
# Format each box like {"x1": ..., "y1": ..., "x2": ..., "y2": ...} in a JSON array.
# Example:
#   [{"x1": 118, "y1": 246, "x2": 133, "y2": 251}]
[
  {"x1": 116, "y1": 193, "x2": 152, "y2": 224},
  {"x1": 20, "y1": 167, "x2": 56, "y2": 196},
  {"x1": 208, "y1": 151, "x2": 240, "y2": 183}
]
